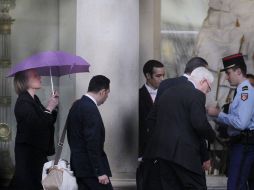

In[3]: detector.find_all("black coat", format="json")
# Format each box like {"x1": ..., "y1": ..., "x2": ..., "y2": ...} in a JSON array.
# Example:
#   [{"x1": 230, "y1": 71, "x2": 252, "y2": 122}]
[
  {"x1": 144, "y1": 81, "x2": 215, "y2": 175},
  {"x1": 67, "y1": 96, "x2": 112, "y2": 178},
  {"x1": 10, "y1": 91, "x2": 57, "y2": 190},
  {"x1": 147, "y1": 76, "x2": 210, "y2": 162},
  {"x1": 139, "y1": 85, "x2": 153, "y2": 157},
  {"x1": 156, "y1": 76, "x2": 188, "y2": 102},
  {"x1": 146, "y1": 76, "x2": 188, "y2": 135},
  {"x1": 15, "y1": 91, "x2": 56, "y2": 155}
]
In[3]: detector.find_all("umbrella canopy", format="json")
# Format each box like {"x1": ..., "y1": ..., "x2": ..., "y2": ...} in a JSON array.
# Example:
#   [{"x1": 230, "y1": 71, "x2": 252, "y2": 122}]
[
  {"x1": 7, "y1": 51, "x2": 90, "y2": 77},
  {"x1": 7, "y1": 51, "x2": 90, "y2": 93}
]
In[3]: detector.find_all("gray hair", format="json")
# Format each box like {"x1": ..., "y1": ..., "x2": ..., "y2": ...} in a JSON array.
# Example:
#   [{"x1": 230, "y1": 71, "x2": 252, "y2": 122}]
[{"x1": 189, "y1": 67, "x2": 214, "y2": 85}]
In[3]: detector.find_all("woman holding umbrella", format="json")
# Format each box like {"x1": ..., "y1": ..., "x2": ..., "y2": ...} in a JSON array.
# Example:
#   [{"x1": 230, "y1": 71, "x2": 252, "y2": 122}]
[{"x1": 9, "y1": 69, "x2": 59, "y2": 190}]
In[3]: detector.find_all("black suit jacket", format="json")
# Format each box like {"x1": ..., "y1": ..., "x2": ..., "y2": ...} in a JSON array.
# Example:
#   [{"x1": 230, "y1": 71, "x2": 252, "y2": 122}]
[
  {"x1": 139, "y1": 85, "x2": 154, "y2": 157},
  {"x1": 67, "y1": 96, "x2": 112, "y2": 178},
  {"x1": 14, "y1": 91, "x2": 56, "y2": 155},
  {"x1": 156, "y1": 76, "x2": 188, "y2": 102},
  {"x1": 144, "y1": 82, "x2": 215, "y2": 175},
  {"x1": 146, "y1": 76, "x2": 188, "y2": 131},
  {"x1": 147, "y1": 76, "x2": 210, "y2": 162}
]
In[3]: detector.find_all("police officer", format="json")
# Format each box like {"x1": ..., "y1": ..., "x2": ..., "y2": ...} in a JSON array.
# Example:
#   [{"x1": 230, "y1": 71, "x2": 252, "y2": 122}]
[
  {"x1": 247, "y1": 73, "x2": 254, "y2": 190},
  {"x1": 208, "y1": 53, "x2": 254, "y2": 190}
]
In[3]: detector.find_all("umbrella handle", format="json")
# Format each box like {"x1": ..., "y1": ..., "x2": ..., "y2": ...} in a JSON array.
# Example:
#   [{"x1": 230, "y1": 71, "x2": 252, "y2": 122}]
[{"x1": 50, "y1": 67, "x2": 55, "y2": 95}]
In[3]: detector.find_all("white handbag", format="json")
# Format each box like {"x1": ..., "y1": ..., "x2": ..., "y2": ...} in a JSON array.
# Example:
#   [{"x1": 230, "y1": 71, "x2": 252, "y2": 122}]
[{"x1": 41, "y1": 123, "x2": 78, "y2": 190}]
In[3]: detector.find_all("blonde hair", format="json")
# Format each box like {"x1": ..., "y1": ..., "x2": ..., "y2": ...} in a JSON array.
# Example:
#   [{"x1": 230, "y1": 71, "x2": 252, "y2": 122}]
[{"x1": 14, "y1": 71, "x2": 29, "y2": 95}]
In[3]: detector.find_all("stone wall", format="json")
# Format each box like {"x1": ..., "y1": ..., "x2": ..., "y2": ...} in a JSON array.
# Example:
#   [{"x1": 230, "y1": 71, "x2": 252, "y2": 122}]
[
  {"x1": 10, "y1": 0, "x2": 60, "y2": 162},
  {"x1": 73, "y1": 0, "x2": 139, "y2": 178},
  {"x1": 195, "y1": 0, "x2": 254, "y2": 105}
]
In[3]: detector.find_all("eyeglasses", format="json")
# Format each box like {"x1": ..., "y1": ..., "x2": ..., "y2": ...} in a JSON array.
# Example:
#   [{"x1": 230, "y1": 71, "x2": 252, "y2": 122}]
[{"x1": 205, "y1": 80, "x2": 211, "y2": 93}]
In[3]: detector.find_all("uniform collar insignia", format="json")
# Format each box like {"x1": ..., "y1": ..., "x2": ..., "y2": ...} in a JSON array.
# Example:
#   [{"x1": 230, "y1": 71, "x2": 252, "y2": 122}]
[{"x1": 242, "y1": 86, "x2": 248, "y2": 91}]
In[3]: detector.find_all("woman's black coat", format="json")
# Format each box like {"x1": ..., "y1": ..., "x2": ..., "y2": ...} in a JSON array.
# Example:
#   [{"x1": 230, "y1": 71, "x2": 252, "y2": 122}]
[
  {"x1": 9, "y1": 91, "x2": 57, "y2": 190},
  {"x1": 14, "y1": 91, "x2": 57, "y2": 155}
]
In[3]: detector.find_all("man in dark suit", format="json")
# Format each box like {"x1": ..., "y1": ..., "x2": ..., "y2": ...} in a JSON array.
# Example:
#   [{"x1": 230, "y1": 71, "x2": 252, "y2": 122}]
[
  {"x1": 67, "y1": 75, "x2": 113, "y2": 190},
  {"x1": 147, "y1": 57, "x2": 211, "y2": 170},
  {"x1": 137, "y1": 60, "x2": 165, "y2": 190},
  {"x1": 156, "y1": 57, "x2": 208, "y2": 101},
  {"x1": 139, "y1": 60, "x2": 165, "y2": 158},
  {"x1": 143, "y1": 67, "x2": 216, "y2": 189}
]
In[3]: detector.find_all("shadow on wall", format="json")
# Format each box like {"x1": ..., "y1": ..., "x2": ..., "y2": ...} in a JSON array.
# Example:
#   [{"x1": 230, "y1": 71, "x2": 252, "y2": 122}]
[
  {"x1": 108, "y1": 105, "x2": 138, "y2": 175},
  {"x1": 122, "y1": 112, "x2": 137, "y2": 154}
]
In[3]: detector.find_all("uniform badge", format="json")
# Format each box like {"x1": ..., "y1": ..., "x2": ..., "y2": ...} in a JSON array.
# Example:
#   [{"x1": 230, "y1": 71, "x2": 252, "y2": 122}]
[
  {"x1": 242, "y1": 86, "x2": 248, "y2": 91},
  {"x1": 241, "y1": 93, "x2": 248, "y2": 101}
]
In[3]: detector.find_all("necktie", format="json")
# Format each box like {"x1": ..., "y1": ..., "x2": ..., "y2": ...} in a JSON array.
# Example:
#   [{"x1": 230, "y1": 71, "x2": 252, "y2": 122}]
[{"x1": 233, "y1": 89, "x2": 237, "y2": 100}]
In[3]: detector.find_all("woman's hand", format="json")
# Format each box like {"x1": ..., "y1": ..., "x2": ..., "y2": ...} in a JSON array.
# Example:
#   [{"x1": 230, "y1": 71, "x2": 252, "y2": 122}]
[{"x1": 46, "y1": 91, "x2": 59, "y2": 112}]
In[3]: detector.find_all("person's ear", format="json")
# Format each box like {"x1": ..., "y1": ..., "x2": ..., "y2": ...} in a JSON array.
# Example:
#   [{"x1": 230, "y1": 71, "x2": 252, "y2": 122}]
[
  {"x1": 98, "y1": 89, "x2": 103, "y2": 96},
  {"x1": 100, "y1": 89, "x2": 106, "y2": 96},
  {"x1": 146, "y1": 73, "x2": 151, "y2": 79},
  {"x1": 200, "y1": 79, "x2": 205, "y2": 86},
  {"x1": 236, "y1": 68, "x2": 241, "y2": 75}
]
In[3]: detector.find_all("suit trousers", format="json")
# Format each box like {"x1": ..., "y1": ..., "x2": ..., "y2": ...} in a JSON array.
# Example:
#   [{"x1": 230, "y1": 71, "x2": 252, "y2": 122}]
[
  {"x1": 77, "y1": 177, "x2": 113, "y2": 190},
  {"x1": 143, "y1": 159, "x2": 207, "y2": 190}
]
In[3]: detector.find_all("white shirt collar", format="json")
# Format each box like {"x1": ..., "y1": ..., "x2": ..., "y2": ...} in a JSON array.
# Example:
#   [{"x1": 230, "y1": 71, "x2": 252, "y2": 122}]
[
  {"x1": 145, "y1": 83, "x2": 157, "y2": 102},
  {"x1": 85, "y1": 94, "x2": 98, "y2": 106},
  {"x1": 145, "y1": 83, "x2": 157, "y2": 93},
  {"x1": 183, "y1": 74, "x2": 190, "y2": 79},
  {"x1": 188, "y1": 79, "x2": 197, "y2": 88}
]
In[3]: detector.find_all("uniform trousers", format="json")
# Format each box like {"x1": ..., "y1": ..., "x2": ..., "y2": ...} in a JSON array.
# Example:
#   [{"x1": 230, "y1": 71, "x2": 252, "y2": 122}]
[
  {"x1": 248, "y1": 164, "x2": 254, "y2": 190},
  {"x1": 227, "y1": 143, "x2": 254, "y2": 190}
]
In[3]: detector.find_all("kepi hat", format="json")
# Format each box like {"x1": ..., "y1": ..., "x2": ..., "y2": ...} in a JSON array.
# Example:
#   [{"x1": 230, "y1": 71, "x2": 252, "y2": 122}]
[{"x1": 220, "y1": 53, "x2": 246, "y2": 72}]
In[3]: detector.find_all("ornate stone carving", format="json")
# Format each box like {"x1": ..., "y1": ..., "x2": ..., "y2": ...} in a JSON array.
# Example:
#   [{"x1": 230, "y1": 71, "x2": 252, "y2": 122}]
[
  {"x1": 0, "y1": 96, "x2": 11, "y2": 106},
  {"x1": 195, "y1": 0, "x2": 254, "y2": 105}
]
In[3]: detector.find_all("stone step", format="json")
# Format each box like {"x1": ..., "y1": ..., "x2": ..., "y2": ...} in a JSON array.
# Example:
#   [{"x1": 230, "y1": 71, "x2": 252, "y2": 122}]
[
  {"x1": 111, "y1": 176, "x2": 227, "y2": 190},
  {"x1": 207, "y1": 176, "x2": 227, "y2": 189},
  {"x1": 113, "y1": 187, "x2": 226, "y2": 190}
]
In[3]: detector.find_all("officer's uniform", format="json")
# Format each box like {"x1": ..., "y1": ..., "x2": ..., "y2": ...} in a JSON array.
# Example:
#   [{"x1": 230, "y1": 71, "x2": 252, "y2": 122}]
[{"x1": 217, "y1": 53, "x2": 254, "y2": 190}]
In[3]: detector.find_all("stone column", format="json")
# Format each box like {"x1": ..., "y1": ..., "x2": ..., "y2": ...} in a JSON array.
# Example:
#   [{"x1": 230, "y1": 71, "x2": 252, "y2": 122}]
[
  {"x1": 59, "y1": 0, "x2": 140, "y2": 184},
  {"x1": 10, "y1": 0, "x2": 60, "y2": 160},
  {"x1": 139, "y1": 0, "x2": 161, "y2": 85},
  {"x1": 58, "y1": 0, "x2": 77, "y2": 160}
]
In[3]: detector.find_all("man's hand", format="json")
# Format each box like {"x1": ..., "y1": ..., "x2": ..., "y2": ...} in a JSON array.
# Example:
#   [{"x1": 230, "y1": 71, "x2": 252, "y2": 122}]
[
  {"x1": 202, "y1": 160, "x2": 211, "y2": 171},
  {"x1": 207, "y1": 106, "x2": 220, "y2": 117},
  {"x1": 98, "y1": 175, "x2": 110, "y2": 185}
]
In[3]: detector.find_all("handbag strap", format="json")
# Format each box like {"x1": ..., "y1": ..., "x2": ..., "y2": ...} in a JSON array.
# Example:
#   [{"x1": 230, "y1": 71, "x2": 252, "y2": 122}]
[{"x1": 54, "y1": 121, "x2": 68, "y2": 166}]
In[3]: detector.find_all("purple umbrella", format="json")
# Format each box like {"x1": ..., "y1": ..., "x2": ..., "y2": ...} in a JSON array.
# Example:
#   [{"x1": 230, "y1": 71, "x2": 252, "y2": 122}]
[{"x1": 7, "y1": 51, "x2": 90, "y2": 92}]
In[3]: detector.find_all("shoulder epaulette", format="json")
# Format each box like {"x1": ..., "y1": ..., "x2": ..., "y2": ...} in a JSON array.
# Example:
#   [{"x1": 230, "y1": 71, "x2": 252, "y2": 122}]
[{"x1": 242, "y1": 86, "x2": 248, "y2": 91}]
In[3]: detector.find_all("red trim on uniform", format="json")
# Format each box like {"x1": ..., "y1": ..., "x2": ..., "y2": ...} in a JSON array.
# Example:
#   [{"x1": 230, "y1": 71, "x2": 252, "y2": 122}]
[{"x1": 223, "y1": 53, "x2": 243, "y2": 61}]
